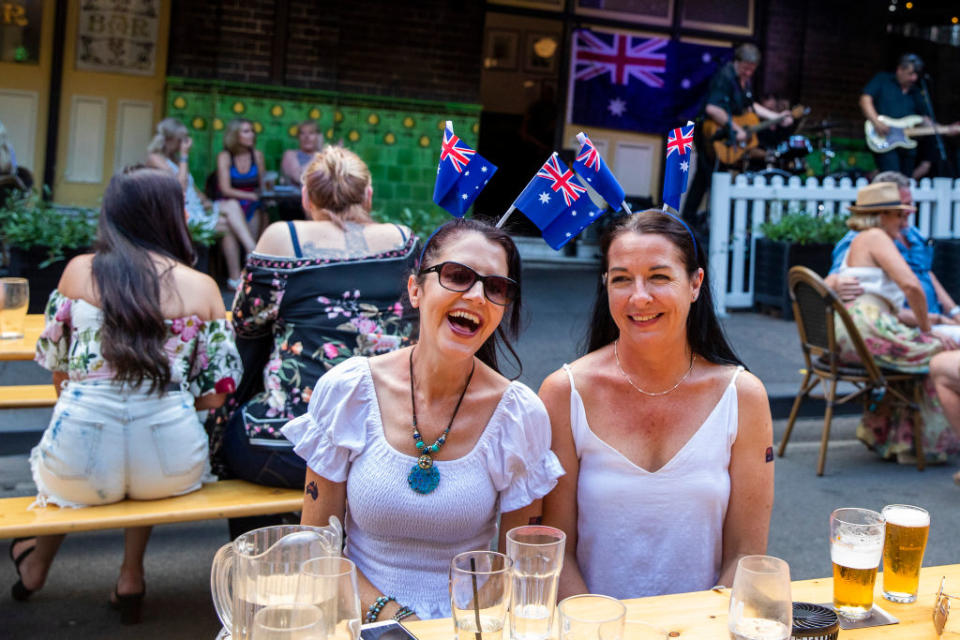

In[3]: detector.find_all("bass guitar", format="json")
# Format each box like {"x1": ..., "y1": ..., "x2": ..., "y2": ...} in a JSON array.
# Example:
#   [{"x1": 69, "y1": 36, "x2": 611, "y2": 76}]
[
  {"x1": 864, "y1": 115, "x2": 960, "y2": 154},
  {"x1": 702, "y1": 104, "x2": 808, "y2": 166}
]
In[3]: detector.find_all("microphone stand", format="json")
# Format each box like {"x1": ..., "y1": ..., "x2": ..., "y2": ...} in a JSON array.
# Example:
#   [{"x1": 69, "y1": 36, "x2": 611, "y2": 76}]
[{"x1": 919, "y1": 74, "x2": 955, "y2": 177}]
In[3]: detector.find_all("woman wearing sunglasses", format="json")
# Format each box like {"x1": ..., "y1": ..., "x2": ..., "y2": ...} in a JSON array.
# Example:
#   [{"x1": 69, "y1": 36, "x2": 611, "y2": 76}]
[{"x1": 283, "y1": 218, "x2": 563, "y2": 621}]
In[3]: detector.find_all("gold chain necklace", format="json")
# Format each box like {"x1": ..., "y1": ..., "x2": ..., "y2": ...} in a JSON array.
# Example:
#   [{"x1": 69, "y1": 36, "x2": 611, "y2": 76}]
[{"x1": 614, "y1": 339, "x2": 695, "y2": 397}]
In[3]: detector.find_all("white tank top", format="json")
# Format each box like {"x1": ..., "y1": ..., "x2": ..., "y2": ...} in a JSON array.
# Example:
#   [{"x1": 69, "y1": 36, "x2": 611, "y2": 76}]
[
  {"x1": 837, "y1": 244, "x2": 905, "y2": 310},
  {"x1": 564, "y1": 363, "x2": 742, "y2": 598}
]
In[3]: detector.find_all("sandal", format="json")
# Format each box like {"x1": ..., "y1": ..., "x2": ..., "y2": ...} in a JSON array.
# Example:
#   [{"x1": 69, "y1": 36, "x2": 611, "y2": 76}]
[
  {"x1": 9, "y1": 537, "x2": 37, "y2": 601},
  {"x1": 110, "y1": 582, "x2": 146, "y2": 625}
]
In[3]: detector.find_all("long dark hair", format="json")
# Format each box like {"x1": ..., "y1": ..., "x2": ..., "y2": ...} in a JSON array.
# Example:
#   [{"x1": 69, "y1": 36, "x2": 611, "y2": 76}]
[
  {"x1": 416, "y1": 218, "x2": 523, "y2": 377},
  {"x1": 93, "y1": 166, "x2": 196, "y2": 392},
  {"x1": 584, "y1": 210, "x2": 742, "y2": 366}
]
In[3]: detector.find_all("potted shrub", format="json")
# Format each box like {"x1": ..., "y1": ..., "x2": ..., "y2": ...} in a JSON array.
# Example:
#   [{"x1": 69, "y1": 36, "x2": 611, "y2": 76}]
[
  {"x1": 755, "y1": 210, "x2": 849, "y2": 319},
  {"x1": 0, "y1": 190, "x2": 98, "y2": 313}
]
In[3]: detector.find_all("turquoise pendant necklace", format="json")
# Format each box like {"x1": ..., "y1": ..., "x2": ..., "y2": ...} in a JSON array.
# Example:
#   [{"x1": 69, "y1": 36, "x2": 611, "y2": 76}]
[{"x1": 407, "y1": 347, "x2": 475, "y2": 495}]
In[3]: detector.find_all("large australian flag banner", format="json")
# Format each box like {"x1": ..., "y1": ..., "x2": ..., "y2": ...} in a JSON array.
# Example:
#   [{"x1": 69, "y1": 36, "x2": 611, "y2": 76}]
[{"x1": 568, "y1": 27, "x2": 731, "y2": 134}]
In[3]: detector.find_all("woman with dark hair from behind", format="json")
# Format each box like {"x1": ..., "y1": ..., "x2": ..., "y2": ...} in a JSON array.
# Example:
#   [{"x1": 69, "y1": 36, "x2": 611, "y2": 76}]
[
  {"x1": 540, "y1": 210, "x2": 773, "y2": 600},
  {"x1": 282, "y1": 218, "x2": 563, "y2": 620},
  {"x1": 8, "y1": 167, "x2": 242, "y2": 624}
]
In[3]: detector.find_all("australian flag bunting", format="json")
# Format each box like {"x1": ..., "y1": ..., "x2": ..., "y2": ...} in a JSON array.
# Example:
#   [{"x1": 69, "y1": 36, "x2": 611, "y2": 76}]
[
  {"x1": 573, "y1": 132, "x2": 624, "y2": 211},
  {"x1": 512, "y1": 153, "x2": 605, "y2": 250},
  {"x1": 662, "y1": 123, "x2": 695, "y2": 211},
  {"x1": 433, "y1": 122, "x2": 497, "y2": 217},
  {"x1": 568, "y1": 26, "x2": 731, "y2": 134}
]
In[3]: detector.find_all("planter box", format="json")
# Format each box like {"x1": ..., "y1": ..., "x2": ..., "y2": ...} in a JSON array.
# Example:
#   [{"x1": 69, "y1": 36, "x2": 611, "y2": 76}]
[
  {"x1": 754, "y1": 238, "x2": 833, "y2": 320},
  {"x1": 933, "y1": 238, "x2": 960, "y2": 304},
  {"x1": 7, "y1": 247, "x2": 88, "y2": 314}
]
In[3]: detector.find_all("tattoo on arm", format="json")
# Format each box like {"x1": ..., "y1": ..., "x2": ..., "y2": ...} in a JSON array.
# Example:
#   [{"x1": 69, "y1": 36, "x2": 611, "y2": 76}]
[
  {"x1": 765, "y1": 446, "x2": 774, "y2": 463},
  {"x1": 528, "y1": 515, "x2": 542, "y2": 525},
  {"x1": 305, "y1": 481, "x2": 319, "y2": 500}
]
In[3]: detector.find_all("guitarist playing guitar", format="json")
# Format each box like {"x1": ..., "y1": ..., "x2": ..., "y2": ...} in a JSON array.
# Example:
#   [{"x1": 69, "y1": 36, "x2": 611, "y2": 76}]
[
  {"x1": 681, "y1": 43, "x2": 795, "y2": 227},
  {"x1": 860, "y1": 53, "x2": 958, "y2": 175}
]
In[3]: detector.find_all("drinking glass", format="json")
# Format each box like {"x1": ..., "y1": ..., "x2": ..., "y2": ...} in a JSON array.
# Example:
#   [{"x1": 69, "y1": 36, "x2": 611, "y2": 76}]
[
  {"x1": 0, "y1": 277, "x2": 29, "y2": 339},
  {"x1": 881, "y1": 504, "x2": 929, "y2": 603},
  {"x1": 557, "y1": 594, "x2": 626, "y2": 640},
  {"x1": 505, "y1": 525, "x2": 566, "y2": 640},
  {"x1": 727, "y1": 555, "x2": 792, "y2": 640},
  {"x1": 449, "y1": 551, "x2": 512, "y2": 640},
  {"x1": 252, "y1": 604, "x2": 324, "y2": 640},
  {"x1": 830, "y1": 507, "x2": 885, "y2": 621},
  {"x1": 297, "y1": 557, "x2": 362, "y2": 640}
]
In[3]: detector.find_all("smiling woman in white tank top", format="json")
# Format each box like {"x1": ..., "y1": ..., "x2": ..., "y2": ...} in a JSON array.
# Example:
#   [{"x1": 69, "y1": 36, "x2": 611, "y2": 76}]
[{"x1": 539, "y1": 210, "x2": 774, "y2": 599}]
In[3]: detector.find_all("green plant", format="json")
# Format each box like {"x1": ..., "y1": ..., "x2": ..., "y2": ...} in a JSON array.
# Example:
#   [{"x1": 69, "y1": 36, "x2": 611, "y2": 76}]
[
  {"x1": 374, "y1": 207, "x2": 450, "y2": 240},
  {"x1": 188, "y1": 217, "x2": 223, "y2": 247},
  {"x1": 0, "y1": 189, "x2": 98, "y2": 268},
  {"x1": 759, "y1": 210, "x2": 849, "y2": 245}
]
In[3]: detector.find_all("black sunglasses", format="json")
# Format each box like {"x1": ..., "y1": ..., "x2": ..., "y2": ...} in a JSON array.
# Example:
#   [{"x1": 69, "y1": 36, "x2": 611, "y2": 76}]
[{"x1": 419, "y1": 261, "x2": 518, "y2": 306}]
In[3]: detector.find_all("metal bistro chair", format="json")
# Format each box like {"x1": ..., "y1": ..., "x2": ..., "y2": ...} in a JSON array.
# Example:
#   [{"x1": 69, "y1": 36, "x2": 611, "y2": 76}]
[{"x1": 777, "y1": 266, "x2": 926, "y2": 475}]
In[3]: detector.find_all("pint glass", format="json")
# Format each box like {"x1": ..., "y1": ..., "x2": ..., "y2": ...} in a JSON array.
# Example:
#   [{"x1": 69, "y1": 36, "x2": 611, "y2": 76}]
[
  {"x1": 881, "y1": 504, "x2": 929, "y2": 604},
  {"x1": 830, "y1": 507, "x2": 884, "y2": 621}
]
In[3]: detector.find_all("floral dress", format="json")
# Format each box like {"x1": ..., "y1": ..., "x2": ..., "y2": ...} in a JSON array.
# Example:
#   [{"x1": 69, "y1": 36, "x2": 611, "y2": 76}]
[
  {"x1": 36, "y1": 290, "x2": 242, "y2": 397},
  {"x1": 208, "y1": 232, "x2": 419, "y2": 476},
  {"x1": 833, "y1": 257, "x2": 960, "y2": 462}
]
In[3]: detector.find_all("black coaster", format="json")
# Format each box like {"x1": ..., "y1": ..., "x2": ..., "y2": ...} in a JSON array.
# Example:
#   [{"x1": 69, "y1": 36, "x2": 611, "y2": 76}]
[{"x1": 816, "y1": 602, "x2": 898, "y2": 630}]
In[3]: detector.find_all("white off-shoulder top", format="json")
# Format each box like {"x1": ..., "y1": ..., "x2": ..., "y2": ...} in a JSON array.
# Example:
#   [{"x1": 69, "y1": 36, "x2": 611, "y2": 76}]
[{"x1": 281, "y1": 356, "x2": 564, "y2": 619}]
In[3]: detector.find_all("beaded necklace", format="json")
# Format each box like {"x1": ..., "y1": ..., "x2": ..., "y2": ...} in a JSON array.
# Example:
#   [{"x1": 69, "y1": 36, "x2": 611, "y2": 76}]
[{"x1": 407, "y1": 347, "x2": 475, "y2": 494}]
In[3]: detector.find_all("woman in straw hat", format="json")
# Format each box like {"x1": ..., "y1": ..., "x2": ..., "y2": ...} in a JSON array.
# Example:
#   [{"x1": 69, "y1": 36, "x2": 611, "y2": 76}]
[{"x1": 833, "y1": 181, "x2": 960, "y2": 463}]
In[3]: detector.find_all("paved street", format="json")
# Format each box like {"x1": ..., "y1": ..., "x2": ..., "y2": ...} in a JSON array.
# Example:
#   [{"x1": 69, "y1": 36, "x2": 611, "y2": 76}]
[{"x1": 2, "y1": 264, "x2": 958, "y2": 639}]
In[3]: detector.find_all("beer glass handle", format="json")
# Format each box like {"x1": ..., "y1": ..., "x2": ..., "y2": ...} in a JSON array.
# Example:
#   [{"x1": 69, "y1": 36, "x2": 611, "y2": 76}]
[{"x1": 210, "y1": 543, "x2": 236, "y2": 631}]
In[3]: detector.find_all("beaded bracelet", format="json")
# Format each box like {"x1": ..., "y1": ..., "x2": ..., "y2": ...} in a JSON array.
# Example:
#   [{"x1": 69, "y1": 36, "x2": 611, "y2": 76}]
[
  {"x1": 393, "y1": 606, "x2": 415, "y2": 622},
  {"x1": 365, "y1": 595, "x2": 395, "y2": 623}
]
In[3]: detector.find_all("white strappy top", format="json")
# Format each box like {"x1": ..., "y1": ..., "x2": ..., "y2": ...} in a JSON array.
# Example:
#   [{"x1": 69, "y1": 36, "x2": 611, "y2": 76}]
[
  {"x1": 837, "y1": 240, "x2": 905, "y2": 310},
  {"x1": 564, "y1": 364, "x2": 743, "y2": 598}
]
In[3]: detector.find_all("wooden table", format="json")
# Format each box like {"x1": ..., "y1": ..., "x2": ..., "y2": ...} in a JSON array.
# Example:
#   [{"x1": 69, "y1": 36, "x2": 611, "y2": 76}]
[
  {"x1": 406, "y1": 564, "x2": 960, "y2": 639},
  {"x1": 0, "y1": 313, "x2": 43, "y2": 361}
]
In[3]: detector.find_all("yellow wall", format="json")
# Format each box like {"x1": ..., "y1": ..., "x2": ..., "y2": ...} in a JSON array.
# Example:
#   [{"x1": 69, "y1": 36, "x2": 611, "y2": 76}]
[
  {"x1": 0, "y1": 0, "x2": 56, "y2": 180},
  {"x1": 53, "y1": 1, "x2": 172, "y2": 206}
]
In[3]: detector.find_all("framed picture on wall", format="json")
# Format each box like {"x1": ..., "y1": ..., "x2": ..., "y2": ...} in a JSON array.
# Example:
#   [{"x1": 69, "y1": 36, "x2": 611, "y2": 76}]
[
  {"x1": 681, "y1": 0, "x2": 754, "y2": 35},
  {"x1": 575, "y1": 0, "x2": 673, "y2": 26},
  {"x1": 488, "y1": 0, "x2": 563, "y2": 10},
  {"x1": 524, "y1": 32, "x2": 559, "y2": 74},
  {"x1": 484, "y1": 29, "x2": 519, "y2": 71}
]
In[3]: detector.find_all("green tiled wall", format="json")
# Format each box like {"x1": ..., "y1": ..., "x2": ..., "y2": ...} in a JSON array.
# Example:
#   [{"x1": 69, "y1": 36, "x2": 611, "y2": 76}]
[{"x1": 164, "y1": 79, "x2": 481, "y2": 220}]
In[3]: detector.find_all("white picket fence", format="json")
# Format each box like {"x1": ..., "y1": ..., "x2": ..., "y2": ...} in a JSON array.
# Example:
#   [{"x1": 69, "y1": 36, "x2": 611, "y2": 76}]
[{"x1": 707, "y1": 173, "x2": 960, "y2": 315}]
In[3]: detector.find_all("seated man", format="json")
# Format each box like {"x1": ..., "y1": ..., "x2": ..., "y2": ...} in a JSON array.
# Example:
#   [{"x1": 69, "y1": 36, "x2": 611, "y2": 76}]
[
  {"x1": 280, "y1": 120, "x2": 321, "y2": 186},
  {"x1": 826, "y1": 171, "x2": 960, "y2": 340}
]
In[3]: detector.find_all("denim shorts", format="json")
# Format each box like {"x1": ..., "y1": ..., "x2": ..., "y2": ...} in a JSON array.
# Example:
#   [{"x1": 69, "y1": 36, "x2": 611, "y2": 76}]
[{"x1": 30, "y1": 380, "x2": 209, "y2": 508}]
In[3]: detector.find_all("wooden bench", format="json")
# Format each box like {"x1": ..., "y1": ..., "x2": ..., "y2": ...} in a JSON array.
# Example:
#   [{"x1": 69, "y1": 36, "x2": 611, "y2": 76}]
[
  {"x1": 0, "y1": 384, "x2": 58, "y2": 409},
  {"x1": 0, "y1": 480, "x2": 304, "y2": 538}
]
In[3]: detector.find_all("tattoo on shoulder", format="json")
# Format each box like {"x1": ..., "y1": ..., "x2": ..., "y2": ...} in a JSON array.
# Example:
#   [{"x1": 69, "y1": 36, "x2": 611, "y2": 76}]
[
  {"x1": 305, "y1": 481, "x2": 319, "y2": 500},
  {"x1": 528, "y1": 516, "x2": 543, "y2": 525},
  {"x1": 765, "y1": 446, "x2": 774, "y2": 463}
]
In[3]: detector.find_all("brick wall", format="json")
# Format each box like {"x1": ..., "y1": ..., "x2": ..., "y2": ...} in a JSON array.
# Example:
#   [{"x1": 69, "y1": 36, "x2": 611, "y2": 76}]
[{"x1": 168, "y1": 0, "x2": 484, "y2": 103}]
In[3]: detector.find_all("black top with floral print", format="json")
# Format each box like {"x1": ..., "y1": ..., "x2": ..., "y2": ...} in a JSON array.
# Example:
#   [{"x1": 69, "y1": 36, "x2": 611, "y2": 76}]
[{"x1": 212, "y1": 234, "x2": 419, "y2": 458}]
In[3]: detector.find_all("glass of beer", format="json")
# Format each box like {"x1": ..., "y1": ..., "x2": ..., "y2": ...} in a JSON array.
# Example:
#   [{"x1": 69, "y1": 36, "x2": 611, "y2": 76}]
[
  {"x1": 830, "y1": 507, "x2": 885, "y2": 621},
  {"x1": 881, "y1": 504, "x2": 929, "y2": 604},
  {"x1": 0, "y1": 277, "x2": 29, "y2": 339}
]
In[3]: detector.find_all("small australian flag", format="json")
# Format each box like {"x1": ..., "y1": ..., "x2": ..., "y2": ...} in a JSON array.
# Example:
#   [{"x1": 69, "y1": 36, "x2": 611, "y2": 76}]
[
  {"x1": 662, "y1": 123, "x2": 694, "y2": 212},
  {"x1": 433, "y1": 122, "x2": 497, "y2": 217},
  {"x1": 573, "y1": 133, "x2": 625, "y2": 211}
]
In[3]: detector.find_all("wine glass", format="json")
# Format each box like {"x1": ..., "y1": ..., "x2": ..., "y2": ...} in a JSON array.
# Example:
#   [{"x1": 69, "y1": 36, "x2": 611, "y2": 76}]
[{"x1": 728, "y1": 555, "x2": 793, "y2": 640}]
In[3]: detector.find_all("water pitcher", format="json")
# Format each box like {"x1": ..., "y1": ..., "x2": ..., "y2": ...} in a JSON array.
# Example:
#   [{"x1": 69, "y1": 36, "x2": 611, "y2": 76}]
[{"x1": 211, "y1": 517, "x2": 342, "y2": 640}]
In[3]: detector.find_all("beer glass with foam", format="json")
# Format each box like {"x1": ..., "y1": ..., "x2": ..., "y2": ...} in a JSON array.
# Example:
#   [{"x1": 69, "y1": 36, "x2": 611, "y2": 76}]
[
  {"x1": 830, "y1": 508, "x2": 885, "y2": 621},
  {"x1": 881, "y1": 504, "x2": 929, "y2": 604}
]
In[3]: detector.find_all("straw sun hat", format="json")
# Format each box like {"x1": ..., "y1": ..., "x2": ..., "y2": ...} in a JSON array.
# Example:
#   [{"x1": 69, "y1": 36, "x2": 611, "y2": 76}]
[{"x1": 847, "y1": 182, "x2": 916, "y2": 214}]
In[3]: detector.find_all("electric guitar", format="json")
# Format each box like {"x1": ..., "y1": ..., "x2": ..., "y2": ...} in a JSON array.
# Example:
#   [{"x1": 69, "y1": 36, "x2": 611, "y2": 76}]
[
  {"x1": 864, "y1": 114, "x2": 960, "y2": 154},
  {"x1": 702, "y1": 105, "x2": 809, "y2": 165}
]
